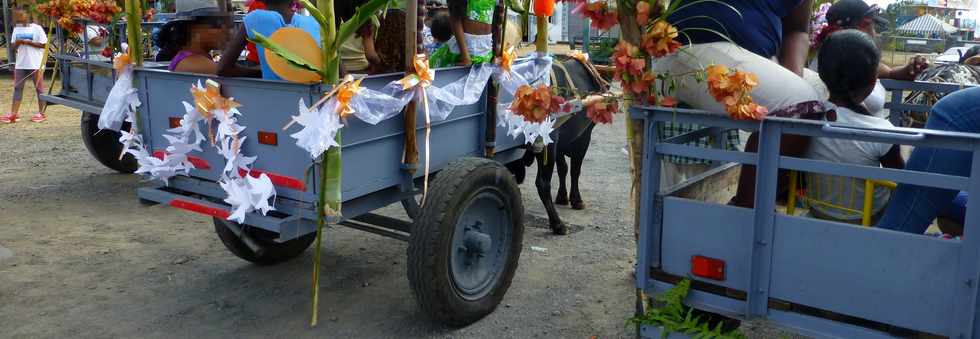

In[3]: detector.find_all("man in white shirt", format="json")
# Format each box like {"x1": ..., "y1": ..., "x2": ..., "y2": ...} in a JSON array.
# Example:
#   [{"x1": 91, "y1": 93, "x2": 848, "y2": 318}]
[{"x1": 3, "y1": 9, "x2": 48, "y2": 123}]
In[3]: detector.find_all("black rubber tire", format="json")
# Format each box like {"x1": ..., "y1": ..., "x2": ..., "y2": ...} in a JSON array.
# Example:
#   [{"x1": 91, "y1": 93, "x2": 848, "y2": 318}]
[
  {"x1": 80, "y1": 111, "x2": 137, "y2": 173},
  {"x1": 407, "y1": 157, "x2": 525, "y2": 327},
  {"x1": 213, "y1": 217, "x2": 316, "y2": 265}
]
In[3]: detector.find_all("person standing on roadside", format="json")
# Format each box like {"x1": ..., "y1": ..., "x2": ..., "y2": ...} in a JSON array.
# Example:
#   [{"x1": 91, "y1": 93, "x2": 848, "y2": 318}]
[{"x1": 3, "y1": 9, "x2": 48, "y2": 123}]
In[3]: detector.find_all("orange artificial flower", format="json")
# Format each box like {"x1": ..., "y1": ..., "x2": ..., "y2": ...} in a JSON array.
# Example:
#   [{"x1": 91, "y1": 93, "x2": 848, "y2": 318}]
[
  {"x1": 584, "y1": 94, "x2": 620, "y2": 124},
  {"x1": 635, "y1": 1, "x2": 651, "y2": 26},
  {"x1": 511, "y1": 84, "x2": 568, "y2": 123},
  {"x1": 704, "y1": 64, "x2": 767, "y2": 121},
  {"x1": 642, "y1": 20, "x2": 682, "y2": 57}
]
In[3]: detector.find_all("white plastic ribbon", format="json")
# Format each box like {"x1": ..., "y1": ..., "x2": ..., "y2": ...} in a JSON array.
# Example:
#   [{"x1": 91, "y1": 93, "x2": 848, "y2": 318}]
[{"x1": 98, "y1": 66, "x2": 141, "y2": 131}]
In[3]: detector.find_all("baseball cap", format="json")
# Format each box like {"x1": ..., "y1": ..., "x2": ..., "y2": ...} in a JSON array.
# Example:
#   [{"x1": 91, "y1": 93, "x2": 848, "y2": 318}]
[
  {"x1": 826, "y1": 0, "x2": 888, "y2": 27},
  {"x1": 173, "y1": 0, "x2": 229, "y2": 21}
]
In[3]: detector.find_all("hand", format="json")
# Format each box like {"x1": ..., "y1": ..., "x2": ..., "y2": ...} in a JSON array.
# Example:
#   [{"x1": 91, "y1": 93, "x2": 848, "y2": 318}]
[
  {"x1": 457, "y1": 55, "x2": 472, "y2": 66},
  {"x1": 904, "y1": 55, "x2": 929, "y2": 79}
]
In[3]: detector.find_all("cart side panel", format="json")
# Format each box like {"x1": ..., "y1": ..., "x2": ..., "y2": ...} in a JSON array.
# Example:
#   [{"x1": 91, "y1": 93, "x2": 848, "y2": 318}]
[
  {"x1": 331, "y1": 67, "x2": 495, "y2": 201},
  {"x1": 770, "y1": 214, "x2": 958, "y2": 336},
  {"x1": 660, "y1": 197, "x2": 753, "y2": 292},
  {"x1": 138, "y1": 70, "x2": 318, "y2": 203}
]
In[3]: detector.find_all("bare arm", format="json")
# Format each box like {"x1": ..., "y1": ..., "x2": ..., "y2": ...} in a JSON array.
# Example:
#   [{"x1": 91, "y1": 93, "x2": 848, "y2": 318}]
[
  {"x1": 450, "y1": 17, "x2": 471, "y2": 66},
  {"x1": 216, "y1": 26, "x2": 261, "y2": 78},
  {"x1": 19, "y1": 40, "x2": 45, "y2": 49},
  {"x1": 880, "y1": 145, "x2": 905, "y2": 169},
  {"x1": 778, "y1": 0, "x2": 812, "y2": 77},
  {"x1": 174, "y1": 55, "x2": 219, "y2": 75},
  {"x1": 361, "y1": 27, "x2": 381, "y2": 66},
  {"x1": 878, "y1": 55, "x2": 928, "y2": 81}
]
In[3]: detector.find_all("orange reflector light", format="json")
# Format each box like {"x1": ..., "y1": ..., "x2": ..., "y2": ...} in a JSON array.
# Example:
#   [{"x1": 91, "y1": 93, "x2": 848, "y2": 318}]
[
  {"x1": 169, "y1": 117, "x2": 182, "y2": 129},
  {"x1": 258, "y1": 131, "x2": 278, "y2": 146},
  {"x1": 691, "y1": 255, "x2": 725, "y2": 281}
]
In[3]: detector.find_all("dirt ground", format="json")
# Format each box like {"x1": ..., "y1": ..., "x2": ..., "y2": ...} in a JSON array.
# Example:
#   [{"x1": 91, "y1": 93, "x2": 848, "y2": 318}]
[{"x1": 0, "y1": 72, "x2": 800, "y2": 338}]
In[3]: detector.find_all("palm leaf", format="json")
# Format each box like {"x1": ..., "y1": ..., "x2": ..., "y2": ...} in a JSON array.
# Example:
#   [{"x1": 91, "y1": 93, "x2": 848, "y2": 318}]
[{"x1": 249, "y1": 31, "x2": 324, "y2": 75}]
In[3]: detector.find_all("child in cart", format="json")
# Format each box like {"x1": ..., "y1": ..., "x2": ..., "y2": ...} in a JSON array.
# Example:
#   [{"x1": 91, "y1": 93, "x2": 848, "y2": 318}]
[
  {"x1": 3, "y1": 9, "x2": 48, "y2": 124},
  {"x1": 216, "y1": 0, "x2": 320, "y2": 79},
  {"x1": 336, "y1": 0, "x2": 382, "y2": 74},
  {"x1": 803, "y1": 29, "x2": 904, "y2": 225},
  {"x1": 429, "y1": 0, "x2": 494, "y2": 67}
]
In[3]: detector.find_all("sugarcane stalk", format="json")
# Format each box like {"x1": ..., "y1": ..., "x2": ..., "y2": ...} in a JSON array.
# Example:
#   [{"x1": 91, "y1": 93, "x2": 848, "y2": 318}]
[
  {"x1": 311, "y1": 0, "x2": 339, "y2": 328},
  {"x1": 617, "y1": 0, "x2": 649, "y2": 318},
  {"x1": 535, "y1": 15, "x2": 548, "y2": 54},
  {"x1": 124, "y1": 0, "x2": 144, "y2": 133}
]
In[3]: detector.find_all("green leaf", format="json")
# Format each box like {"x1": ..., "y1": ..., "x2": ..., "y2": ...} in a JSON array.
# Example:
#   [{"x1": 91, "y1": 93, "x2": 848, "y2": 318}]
[
  {"x1": 666, "y1": 0, "x2": 743, "y2": 21},
  {"x1": 335, "y1": 0, "x2": 395, "y2": 51},
  {"x1": 677, "y1": 27, "x2": 737, "y2": 45},
  {"x1": 249, "y1": 31, "x2": 324, "y2": 75},
  {"x1": 298, "y1": 0, "x2": 329, "y2": 29},
  {"x1": 667, "y1": 15, "x2": 732, "y2": 41}
]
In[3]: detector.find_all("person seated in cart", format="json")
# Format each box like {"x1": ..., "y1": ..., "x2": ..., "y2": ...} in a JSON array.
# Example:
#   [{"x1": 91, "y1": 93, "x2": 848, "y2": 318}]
[
  {"x1": 155, "y1": 0, "x2": 233, "y2": 74},
  {"x1": 804, "y1": 30, "x2": 904, "y2": 225},
  {"x1": 807, "y1": 0, "x2": 928, "y2": 118},
  {"x1": 336, "y1": 0, "x2": 382, "y2": 74},
  {"x1": 875, "y1": 86, "x2": 980, "y2": 235},
  {"x1": 216, "y1": 0, "x2": 320, "y2": 78},
  {"x1": 429, "y1": 0, "x2": 495, "y2": 67},
  {"x1": 660, "y1": 0, "x2": 820, "y2": 204}
]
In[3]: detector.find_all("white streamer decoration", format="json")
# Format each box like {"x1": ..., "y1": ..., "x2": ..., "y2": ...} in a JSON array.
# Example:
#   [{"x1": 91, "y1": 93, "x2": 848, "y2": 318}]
[
  {"x1": 287, "y1": 55, "x2": 561, "y2": 159},
  {"x1": 98, "y1": 65, "x2": 141, "y2": 131}
]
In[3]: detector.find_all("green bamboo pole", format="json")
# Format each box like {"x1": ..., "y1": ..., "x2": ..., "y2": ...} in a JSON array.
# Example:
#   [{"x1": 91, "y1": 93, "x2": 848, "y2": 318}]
[{"x1": 311, "y1": 0, "x2": 340, "y2": 328}]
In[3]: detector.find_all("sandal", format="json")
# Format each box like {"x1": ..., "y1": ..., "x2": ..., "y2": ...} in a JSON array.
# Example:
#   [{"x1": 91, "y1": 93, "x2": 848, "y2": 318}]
[
  {"x1": 0, "y1": 113, "x2": 18, "y2": 123},
  {"x1": 30, "y1": 113, "x2": 46, "y2": 123}
]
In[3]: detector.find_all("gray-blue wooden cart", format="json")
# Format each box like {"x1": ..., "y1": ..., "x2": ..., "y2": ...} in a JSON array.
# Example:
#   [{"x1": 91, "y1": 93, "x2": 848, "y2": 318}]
[
  {"x1": 634, "y1": 81, "x2": 980, "y2": 338},
  {"x1": 43, "y1": 33, "x2": 533, "y2": 326}
]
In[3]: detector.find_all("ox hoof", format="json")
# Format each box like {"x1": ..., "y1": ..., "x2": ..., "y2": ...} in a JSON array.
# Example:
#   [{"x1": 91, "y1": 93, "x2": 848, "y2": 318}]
[
  {"x1": 571, "y1": 200, "x2": 586, "y2": 210},
  {"x1": 551, "y1": 222, "x2": 570, "y2": 235},
  {"x1": 555, "y1": 193, "x2": 569, "y2": 206}
]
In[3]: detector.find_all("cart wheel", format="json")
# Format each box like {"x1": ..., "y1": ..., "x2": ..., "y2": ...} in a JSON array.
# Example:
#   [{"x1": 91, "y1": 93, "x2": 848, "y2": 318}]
[
  {"x1": 408, "y1": 157, "x2": 524, "y2": 327},
  {"x1": 80, "y1": 111, "x2": 137, "y2": 173},
  {"x1": 213, "y1": 217, "x2": 315, "y2": 265}
]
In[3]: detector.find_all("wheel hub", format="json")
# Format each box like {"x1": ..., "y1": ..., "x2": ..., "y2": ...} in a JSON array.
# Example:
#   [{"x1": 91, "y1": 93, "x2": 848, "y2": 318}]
[
  {"x1": 449, "y1": 190, "x2": 512, "y2": 301},
  {"x1": 458, "y1": 222, "x2": 493, "y2": 266}
]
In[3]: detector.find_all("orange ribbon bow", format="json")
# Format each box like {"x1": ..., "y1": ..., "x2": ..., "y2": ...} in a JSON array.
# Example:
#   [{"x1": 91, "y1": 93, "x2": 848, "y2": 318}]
[
  {"x1": 400, "y1": 54, "x2": 434, "y2": 90},
  {"x1": 112, "y1": 53, "x2": 132, "y2": 73},
  {"x1": 191, "y1": 79, "x2": 241, "y2": 119},
  {"x1": 497, "y1": 44, "x2": 517, "y2": 75},
  {"x1": 334, "y1": 75, "x2": 363, "y2": 119}
]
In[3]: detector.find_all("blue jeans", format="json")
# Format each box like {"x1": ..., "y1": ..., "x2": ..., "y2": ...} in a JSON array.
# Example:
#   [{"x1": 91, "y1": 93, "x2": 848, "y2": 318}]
[{"x1": 876, "y1": 87, "x2": 980, "y2": 233}]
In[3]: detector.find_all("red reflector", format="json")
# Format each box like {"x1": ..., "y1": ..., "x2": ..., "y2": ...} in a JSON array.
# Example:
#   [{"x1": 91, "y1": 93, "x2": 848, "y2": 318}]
[
  {"x1": 238, "y1": 168, "x2": 307, "y2": 191},
  {"x1": 691, "y1": 255, "x2": 725, "y2": 281},
  {"x1": 152, "y1": 150, "x2": 212, "y2": 170},
  {"x1": 258, "y1": 131, "x2": 278, "y2": 146},
  {"x1": 170, "y1": 199, "x2": 231, "y2": 219},
  {"x1": 168, "y1": 117, "x2": 182, "y2": 129}
]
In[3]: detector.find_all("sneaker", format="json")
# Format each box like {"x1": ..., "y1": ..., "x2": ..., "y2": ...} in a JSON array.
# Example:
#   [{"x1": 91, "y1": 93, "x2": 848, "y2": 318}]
[
  {"x1": 30, "y1": 113, "x2": 46, "y2": 123},
  {"x1": 0, "y1": 113, "x2": 17, "y2": 123}
]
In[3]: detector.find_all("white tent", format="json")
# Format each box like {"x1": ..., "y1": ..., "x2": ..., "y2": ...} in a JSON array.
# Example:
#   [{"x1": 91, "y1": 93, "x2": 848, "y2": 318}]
[{"x1": 897, "y1": 14, "x2": 958, "y2": 37}]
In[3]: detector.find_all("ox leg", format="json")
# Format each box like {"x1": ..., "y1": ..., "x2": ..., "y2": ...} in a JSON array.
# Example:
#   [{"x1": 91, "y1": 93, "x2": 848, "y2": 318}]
[
  {"x1": 555, "y1": 153, "x2": 570, "y2": 206},
  {"x1": 570, "y1": 127, "x2": 594, "y2": 210},
  {"x1": 535, "y1": 141, "x2": 569, "y2": 235}
]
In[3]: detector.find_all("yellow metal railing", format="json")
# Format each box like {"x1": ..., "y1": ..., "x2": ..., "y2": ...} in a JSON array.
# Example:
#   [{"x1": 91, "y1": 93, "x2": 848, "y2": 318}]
[{"x1": 786, "y1": 171, "x2": 897, "y2": 227}]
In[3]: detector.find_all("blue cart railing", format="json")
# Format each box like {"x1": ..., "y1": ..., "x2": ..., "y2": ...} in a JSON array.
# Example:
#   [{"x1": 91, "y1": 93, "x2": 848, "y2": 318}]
[{"x1": 634, "y1": 105, "x2": 980, "y2": 338}]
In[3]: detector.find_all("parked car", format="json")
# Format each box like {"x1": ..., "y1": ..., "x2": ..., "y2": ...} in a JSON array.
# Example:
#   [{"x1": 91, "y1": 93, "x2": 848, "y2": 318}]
[{"x1": 936, "y1": 46, "x2": 972, "y2": 64}]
